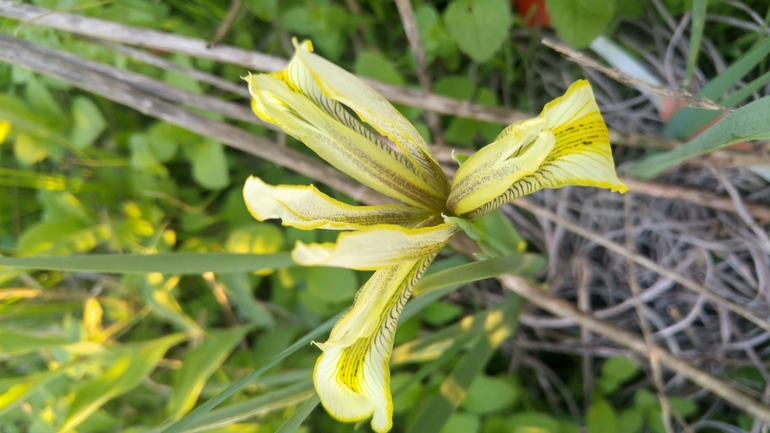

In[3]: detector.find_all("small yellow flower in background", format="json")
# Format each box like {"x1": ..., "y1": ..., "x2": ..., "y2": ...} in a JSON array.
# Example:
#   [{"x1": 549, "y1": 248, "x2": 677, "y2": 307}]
[{"x1": 244, "y1": 39, "x2": 627, "y2": 433}]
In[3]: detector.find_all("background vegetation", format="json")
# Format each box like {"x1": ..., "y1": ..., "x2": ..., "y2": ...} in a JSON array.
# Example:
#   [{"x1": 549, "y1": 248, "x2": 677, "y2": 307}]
[{"x1": 1, "y1": 0, "x2": 770, "y2": 432}]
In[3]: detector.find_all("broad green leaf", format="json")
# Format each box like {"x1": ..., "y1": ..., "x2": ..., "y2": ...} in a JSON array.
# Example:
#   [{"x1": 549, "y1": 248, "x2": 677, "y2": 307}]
[
  {"x1": 444, "y1": 0, "x2": 512, "y2": 63},
  {"x1": 545, "y1": 0, "x2": 616, "y2": 48},
  {"x1": 353, "y1": 51, "x2": 405, "y2": 86},
  {"x1": 26, "y1": 76, "x2": 65, "y2": 120},
  {"x1": 306, "y1": 267, "x2": 357, "y2": 303},
  {"x1": 433, "y1": 76, "x2": 475, "y2": 101},
  {"x1": 168, "y1": 327, "x2": 253, "y2": 419},
  {"x1": 422, "y1": 302, "x2": 463, "y2": 326},
  {"x1": 440, "y1": 412, "x2": 480, "y2": 433},
  {"x1": 190, "y1": 139, "x2": 229, "y2": 190},
  {"x1": 0, "y1": 252, "x2": 294, "y2": 274},
  {"x1": 617, "y1": 408, "x2": 644, "y2": 433},
  {"x1": 507, "y1": 413, "x2": 561, "y2": 433},
  {"x1": 461, "y1": 375, "x2": 519, "y2": 414},
  {"x1": 70, "y1": 96, "x2": 106, "y2": 149},
  {"x1": 602, "y1": 356, "x2": 639, "y2": 383},
  {"x1": 16, "y1": 220, "x2": 109, "y2": 257},
  {"x1": 631, "y1": 95, "x2": 770, "y2": 179},
  {"x1": 274, "y1": 393, "x2": 320, "y2": 433},
  {"x1": 244, "y1": 0, "x2": 278, "y2": 21},
  {"x1": 406, "y1": 295, "x2": 523, "y2": 433},
  {"x1": 668, "y1": 396, "x2": 697, "y2": 417},
  {"x1": 0, "y1": 327, "x2": 72, "y2": 356},
  {"x1": 13, "y1": 133, "x2": 48, "y2": 166},
  {"x1": 60, "y1": 334, "x2": 186, "y2": 432},
  {"x1": 587, "y1": 399, "x2": 618, "y2": 433}
]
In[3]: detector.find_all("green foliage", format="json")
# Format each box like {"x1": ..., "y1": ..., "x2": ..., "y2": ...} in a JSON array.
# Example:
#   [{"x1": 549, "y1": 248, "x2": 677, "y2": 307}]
[
  {"x1": 545, "y1": 0, "x2": 617, "y2": 48},
  {"x1": 444, "y1": 0, "x2": 513, "y2": 63}
]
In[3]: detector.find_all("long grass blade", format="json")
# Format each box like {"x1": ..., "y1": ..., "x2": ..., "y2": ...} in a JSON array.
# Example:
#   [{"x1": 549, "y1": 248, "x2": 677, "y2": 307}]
[
  {"x1": 274, "y1": 393, "x2": 320, "y2": 433},
  {"x1": 632, "y1": 95, "x2": 770, "y2": 179},
  {"x1": 0, "y1": 253, "x2": 294, "y2": 274},
  {"x1": 683, "y1": 0, "x2": 707, "y2": 88}
]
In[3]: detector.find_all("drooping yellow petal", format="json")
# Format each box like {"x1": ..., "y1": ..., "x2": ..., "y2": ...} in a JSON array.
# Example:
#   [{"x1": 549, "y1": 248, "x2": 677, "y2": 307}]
[
  {"x1": 314, "y1": 256, "x2": 436, "y2": 433},
  {"x1": 447, "y1": 118, "x2": 553, "y2": 215},
  {"x1": 450, "y1": 80, "x2": 628, "y2": 218},
  {"x1": 247, "y1": 73, "x2": 447, "y2": 211},
  {"x1": 292, "y1": 223, "x2": 456, "y2": 270},
  {"x1": 290, "y1": 40, "x2": 450, "y2": 197},
  {"x1": 243, "y1": 176, "x2": 434, "y2": 230}
]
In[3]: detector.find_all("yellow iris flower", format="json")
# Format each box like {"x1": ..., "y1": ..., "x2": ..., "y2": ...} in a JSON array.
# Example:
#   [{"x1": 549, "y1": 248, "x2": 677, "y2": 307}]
[{"x1": 244, "y1": 39, "x2": 627, "y2": 432}]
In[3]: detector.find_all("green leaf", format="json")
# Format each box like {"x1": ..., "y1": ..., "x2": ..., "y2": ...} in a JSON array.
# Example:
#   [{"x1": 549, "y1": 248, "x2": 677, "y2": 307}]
[
  {"x1": 0, "y1": 367, "x2": 71, "y2": 417},
  {"x1": 0, "y1": 327, "x2": 72, "y2": 356},
  {"x1": 25, "y1": 76, "x2": 65, "y2": 120},
  {"x1": 433, "y1": 76, "x2": 476, "y2": 101},
  {"x1": 406, "y1": 295, "x2": 523, "y2": 433},
  {"x1": 168, "y1": 327, "x2": 252, "y2": 419},
  {"x1": 190, "y1": 139, "x2": 229, "y2": 190},
  {"x1": 587, "y1": 399, "x2": 618, "y2": 433},
  {"x1": 663, "y1": 36, "x2": 770, "y2": 139},
  {"x1": 147, "y1": 122, "x2": 185, "y2": 162},
  {"x1": 353, "y1": 51, "x2": 405, "y2": 86},
  {"x1": 274, "y1": 393, "x2": 320, "y2": 433},
  {"x1": 668, "y1": 397, "x2": 697, "y2": 417},
  {"x1": 601, "y1": 356, "x2": 639, "y2": 383},
  {"x1": 545, "y1": 0, "x2": 616, "y2": 48},
  {"x1": 414, "y1": 253, "x2": 546, "y2": 296},
  {"x1": 244, "y1": 0, "x2": 278, "y2": 21},
  {"x1": 461, "y1": 375, "x2": 519, "y2": 414},
  {"x1": 508, "y1": 413, "x2": 561, "y2": 433},
  {"x1": 683, "y1": 0, "x2": 707, "y2": 87},
  {"x1": 422, "y1": 302, "x2": 463, "y2": 326},
  {"x1": 13, "y1": 133, "x2": 48, "y2": 166},
  {"x1": 219, "y1": 273, "x2": 274, "y2": 327},
  {"x1": 0, "y1": 252, "x2": 294, "y2": 274},
  {"x1": 440, "y1": 412, "x2": 480, "y2": 433},
  {"x1": 631, "y1": 95, "x2": 770, "y2": 179},
  {"x1": 306, "y1": 266, "x2": 358, "y2": 303},
  {"x1": 444, "y1": 0, "x2": 512, "y2": 63},
  {"x1": 60, "y1": 334, "x2": 186, "y2": 432},
  {"x1": 139, "y1": 274, "x2": 202, "y2": 334},
  {"x1": 70, "y1": 96, "x2": 106, "y2": 149},
  {"x1": 617, "y1": 408, "x2": 644, "y2": 433}
]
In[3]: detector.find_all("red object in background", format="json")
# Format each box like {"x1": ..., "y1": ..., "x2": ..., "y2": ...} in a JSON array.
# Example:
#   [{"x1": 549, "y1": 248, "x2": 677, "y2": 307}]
[{"x1": 513, "y1": 0, "x2": 551, "y2": 28}]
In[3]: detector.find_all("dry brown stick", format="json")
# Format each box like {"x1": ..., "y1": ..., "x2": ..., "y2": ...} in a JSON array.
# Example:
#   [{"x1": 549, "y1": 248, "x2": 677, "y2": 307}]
[
  {"x1": 542, "y1": 37, "x2": 730, "y2": 112},
  {"x1": 621, "y1": 178, "x2": 770, "y2": 221},
  {"x1": 395, "y1": 0, "x2": 444, "y2": 146},
  {"x1": 513, "y1": 197, "x2": 770, "y2": 333},
  {"x1": 207, "y1": 0, "x2": 243, "y2": 48},
  {"x1": 625, "y1": 194, "x2": 676, "y2": 433},
  {"x1": 0, "y1": 0, "x2": 684, "y2": 151},
  {"x1": 0, "y1": 34, "x2": 389, "y2": 208},
  {"x1": 3, "y1": 32, "x2": 768, "y2": 424},
  {"x1": 92, "y1": 38, "x2": 250, "y2": 97},
  {"x1": 0, "y1": 0, "x2": 524, "y2": 125},
  {"x1": 498, "y1": 274, "x2": 770, "y2": 423}
]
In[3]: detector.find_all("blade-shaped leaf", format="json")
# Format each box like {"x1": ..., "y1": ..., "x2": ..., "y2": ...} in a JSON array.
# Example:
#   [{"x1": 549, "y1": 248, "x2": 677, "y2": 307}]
[
  {"x1": 0, "y1": 252, "x2": 294, "y2": 274},
  {"x1": 632, "y1": 95, "x2": 770, "y2": 179},
  {"x1": 274, "y1": 393, "x2": 320, "y2": 433},
  {"x1": 60, "y1": 333, "x2": 187, "y2": 432},
  {"x1": 168, "y1": 326, "x2": 253, "y2": 419},
  {"x1": 0, "y1": 327, "x2": 72, "y2": 355}
]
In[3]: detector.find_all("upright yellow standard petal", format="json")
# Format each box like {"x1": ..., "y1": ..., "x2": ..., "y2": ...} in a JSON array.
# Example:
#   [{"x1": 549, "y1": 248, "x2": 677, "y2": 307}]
[
  {"x1": 243, "y1": 176, "x2": 434, "y2": 230},
  {"x1": 0, "y1": 120, "x2": 10, "y2": 143},
  {"x1": 292, "y1": 223, "x2": 457, "y2": 270},
  {"x1": 291, "y1": 40, "x2": 450, "y2": 196},
  {"x1": 451, "y1": 80, "x2": 628, "y2": 218},
  {"x1": 314, "y1": 255, "x2": 436, "y2": 433},
  {"x1": 247, "y1": 74, "x2": 446, "y2": 211}
]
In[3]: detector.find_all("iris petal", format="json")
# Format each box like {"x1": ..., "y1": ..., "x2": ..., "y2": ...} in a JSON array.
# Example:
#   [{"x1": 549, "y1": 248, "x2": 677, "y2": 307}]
[
  {"x1": 314, "y1": 256, "x2": 436, "y2": 433},
  {"x1": 292, "y1": 223, "x2": 456, "y2": 270},
  {"x1": 243, "y1": 176, "x2": 434, "y2": 230},
  {"x1": 247, "y1": 74, "x2": 447, "y2": 210}
]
